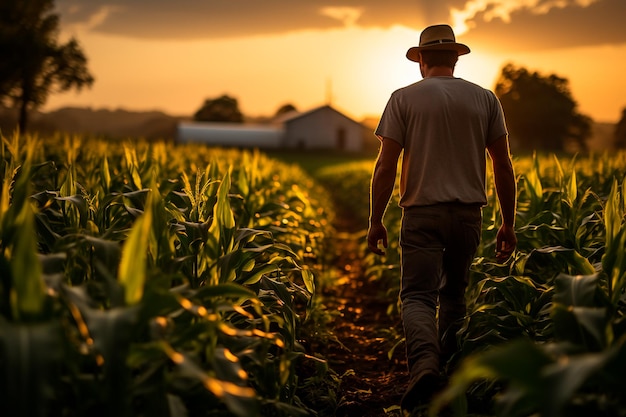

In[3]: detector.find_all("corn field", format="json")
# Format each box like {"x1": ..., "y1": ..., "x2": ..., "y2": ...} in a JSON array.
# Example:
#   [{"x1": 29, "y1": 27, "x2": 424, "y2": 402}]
[
  {"x1": 0, "y1": 132, "x2": 337, "y2": 417},
  {"x1": 316, "y1": 150, "x2": 626, "y2": 417},
  {"x1": 2, "y1": 130, "x2": 626, "y2": 417}
]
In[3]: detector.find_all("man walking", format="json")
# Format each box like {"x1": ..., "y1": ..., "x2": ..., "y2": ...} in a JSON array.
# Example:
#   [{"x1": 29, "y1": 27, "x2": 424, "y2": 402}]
[{"x1": 367, "y1": 24, "x2": 517, "y2": 414}]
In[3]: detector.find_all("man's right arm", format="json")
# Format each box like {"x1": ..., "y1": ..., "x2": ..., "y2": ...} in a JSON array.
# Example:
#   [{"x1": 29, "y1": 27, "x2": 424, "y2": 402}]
[
  {"x1": 367, "y1": 137, "x2": 402, "y2": 255},
  {"x1": 487, "y1": 135, "x2": 517, "y2": 261}
]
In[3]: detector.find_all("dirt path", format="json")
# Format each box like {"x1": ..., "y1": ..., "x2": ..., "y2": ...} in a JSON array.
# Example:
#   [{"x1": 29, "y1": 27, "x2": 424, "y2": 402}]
[{"x1": 320, "y1": 223, "x2": 409, "y2": 417}]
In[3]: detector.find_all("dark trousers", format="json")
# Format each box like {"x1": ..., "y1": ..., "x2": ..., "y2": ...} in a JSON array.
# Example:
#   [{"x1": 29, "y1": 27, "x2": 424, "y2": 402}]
[{"x1": 400, "y1": 203, "x2": 482, "y2": 381}]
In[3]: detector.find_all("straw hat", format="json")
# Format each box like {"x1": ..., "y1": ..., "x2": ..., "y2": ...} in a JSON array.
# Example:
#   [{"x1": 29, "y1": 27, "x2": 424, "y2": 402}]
[{"x1": 406, "y1": 24, "x2": 470, "y2": 63}]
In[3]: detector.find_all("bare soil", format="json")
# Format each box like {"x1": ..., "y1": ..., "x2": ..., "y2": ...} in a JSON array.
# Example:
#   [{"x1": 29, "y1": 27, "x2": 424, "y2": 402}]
[{"x1": 319, "y1": 220, "x2": 409, "y2": 417}]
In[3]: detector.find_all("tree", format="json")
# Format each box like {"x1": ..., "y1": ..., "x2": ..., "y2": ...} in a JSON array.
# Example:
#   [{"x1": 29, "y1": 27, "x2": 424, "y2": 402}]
[
  {"x1": 495, "y1": 63, "x2": 591, "y2": 153},
  {"x1": 274, "y1": 103, "x2": 297, "y2": 117},
  {"x1": 615, "y1": 108, "x2": 626, "y2": 149},
  {"x1": 0, "y1": 0, "x2": 94, "y2": 133},
  {"x1": 193, "y1": 95, "x2": 243, "y2": 123}
]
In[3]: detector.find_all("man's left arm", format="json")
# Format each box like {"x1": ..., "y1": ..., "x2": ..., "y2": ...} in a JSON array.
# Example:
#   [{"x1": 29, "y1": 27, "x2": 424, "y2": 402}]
[{"x1": 487, "y1": 135, "x2": 517, "y2": 261}]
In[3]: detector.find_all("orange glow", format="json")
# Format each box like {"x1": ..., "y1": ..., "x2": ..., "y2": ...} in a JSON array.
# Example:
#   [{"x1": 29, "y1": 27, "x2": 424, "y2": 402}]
[
  {"x1": 179, "y1": 297, "x2": 193, "y2": 310},
  {"x1": 48, "y1": 24, "x2": 626, "y2": 123},
  {"x1": 223, "y1": 349, "x2": 239, "y2": 363}
]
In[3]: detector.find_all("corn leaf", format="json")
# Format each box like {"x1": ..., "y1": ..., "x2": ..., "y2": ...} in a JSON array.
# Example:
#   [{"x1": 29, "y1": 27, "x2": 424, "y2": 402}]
[
  {"x1": 0, "y1": 321, "x2": 64, "y2": 417},
  {"x1": 101, "y1": 154, "x2": 112, "y2": 192},
  {"x1": 118, "y1": 196, "x2": 153, "y2": 306},
  {"x1": 161, "y1": 343, "x2": 260, "y2": 417},
  {"x1": 553, "y1": 273, "x2": 600, "y2": 307},
  {"x1": 301, "y1": 267, "x2": 315, "y2": 293},
  {"x1": 209, "y1": 171, "x2": 235, "y2": 259},
  {"x1": 124, "y1": 145, "x2": 143, "y2": 190},
  {"x1": 10, "y1": 202, "x2": 46, "y2": 320},
  {"x1": 566, "y1": 166, "x2": 578, "y2": 204},
  {"x1": 604, "y1": 179, "x2": 622, "y2": 246},
  {"x1": 81, "y1": 305, "x2": 139, "y2": 416}
]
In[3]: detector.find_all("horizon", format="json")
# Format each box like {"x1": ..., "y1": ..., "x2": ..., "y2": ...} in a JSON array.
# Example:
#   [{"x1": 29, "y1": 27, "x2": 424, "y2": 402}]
[{"x1": 42, "y1": 1, "x2": 626, "y2": 124}]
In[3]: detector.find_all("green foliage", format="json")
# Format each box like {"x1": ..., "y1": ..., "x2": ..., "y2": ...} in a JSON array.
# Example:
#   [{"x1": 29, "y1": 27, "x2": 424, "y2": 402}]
[
  {"x1": 4, "y1": 129, "x2": 626, "y2": 416},
  {"x1": 433, "y1": 270, "x2": 626, "y2": 417},
  {"x1": 0, "y1": 133, "x2": 336, "y2": 416}
]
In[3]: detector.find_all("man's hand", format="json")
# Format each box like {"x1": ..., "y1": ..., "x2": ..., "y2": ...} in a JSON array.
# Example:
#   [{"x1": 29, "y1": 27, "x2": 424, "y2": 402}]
[
  {"x1": 496, "y1": 224, "x2": 516, "y2": 261},
  {"x1": 367, "y1": 222, "x2": 388, "y2": 255}
]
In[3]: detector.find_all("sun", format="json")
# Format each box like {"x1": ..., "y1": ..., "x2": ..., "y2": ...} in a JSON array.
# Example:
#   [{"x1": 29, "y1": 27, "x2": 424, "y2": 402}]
[
  {"x1": 454, "y1": 50, "x2": 504, "y2": 91},
  {"x1": 323, "y1": 25, "x2": 420, "y2": 118}
]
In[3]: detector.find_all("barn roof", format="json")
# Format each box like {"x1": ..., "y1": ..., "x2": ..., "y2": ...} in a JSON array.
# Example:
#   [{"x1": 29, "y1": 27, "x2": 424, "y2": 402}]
[
  {"x1": 278, "y1": 105, "x2": 364, "y2": 128},
  {"x1": 179, "y1": 121, "x2": 280, "y2": 131}
]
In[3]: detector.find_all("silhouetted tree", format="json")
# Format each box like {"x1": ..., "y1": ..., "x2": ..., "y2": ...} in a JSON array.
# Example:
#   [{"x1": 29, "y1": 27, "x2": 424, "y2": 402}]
[
  {"x1": 193, "y1": 95, "x2": 243, "y2": 123},
  {"x1": 615, "y1": 108, "x2": 626, "y2": 149},
  {"x1": 274, "y1": 103, "x2": 297, "y2": 117},
  {"x1": 0, "y1": 0, "x2": 94, "y2": 132},
  {"x1": 495, "y1": 63, "x2": 591, "y2": 153}
]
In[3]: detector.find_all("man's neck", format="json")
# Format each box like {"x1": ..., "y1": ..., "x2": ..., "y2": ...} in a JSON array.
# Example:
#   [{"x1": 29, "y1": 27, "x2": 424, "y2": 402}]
[{"x1": 422, "y1": 66, "x2": 454, "y2": 78}]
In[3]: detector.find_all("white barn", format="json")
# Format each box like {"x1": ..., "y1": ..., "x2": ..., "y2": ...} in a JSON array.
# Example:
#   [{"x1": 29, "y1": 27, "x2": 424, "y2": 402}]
[
  {"x1": 176, "y1": 122, "x2": 283, "y2": 149},
  {"x1": 281, "y1": 105, "x2": 365, "y2": 152},
  {"x1": 176, "y1": 105, "x2": 366, "y2": 152}
]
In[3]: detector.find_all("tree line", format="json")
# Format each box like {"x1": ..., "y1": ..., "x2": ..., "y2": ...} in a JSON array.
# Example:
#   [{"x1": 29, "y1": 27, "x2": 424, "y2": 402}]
[{"x1": 2, "y1": 0, "x2": 626, "y2": 152}]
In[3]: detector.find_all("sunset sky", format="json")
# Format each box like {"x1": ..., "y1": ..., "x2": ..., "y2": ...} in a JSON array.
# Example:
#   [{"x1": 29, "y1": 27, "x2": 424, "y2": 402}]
[{"x1": 46, "y1": 0, "x2": 626, "y2": 123}]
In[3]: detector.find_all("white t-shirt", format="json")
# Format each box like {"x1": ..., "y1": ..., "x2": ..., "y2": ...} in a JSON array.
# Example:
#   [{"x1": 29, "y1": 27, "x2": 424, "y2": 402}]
[{"x1": 375, "y1": 76, "x2": 508, "y2": 208}]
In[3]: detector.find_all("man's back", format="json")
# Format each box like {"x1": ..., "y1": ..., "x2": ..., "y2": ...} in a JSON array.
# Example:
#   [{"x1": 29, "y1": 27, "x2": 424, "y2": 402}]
[{"x1": 375, "y1": 76, "x2": 507, "y2": 207}]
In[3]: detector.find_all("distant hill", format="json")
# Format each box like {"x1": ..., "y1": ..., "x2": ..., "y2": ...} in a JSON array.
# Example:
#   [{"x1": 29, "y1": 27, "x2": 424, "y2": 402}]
[{"x1": 0, "y1": 106, "x2": 184, "y2": 141}]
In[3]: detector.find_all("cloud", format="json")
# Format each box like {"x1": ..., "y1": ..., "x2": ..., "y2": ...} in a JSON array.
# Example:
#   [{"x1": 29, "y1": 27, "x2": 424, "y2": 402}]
[
  {"x1": 53, "y1": 0, "x2": 465, "y2": 39},
  {"x1": 458, "y1": 0, "x2": 626, "y2": 51},
  {"x1": 55, "y1": 0, "x2": 626, "y2": 50}
]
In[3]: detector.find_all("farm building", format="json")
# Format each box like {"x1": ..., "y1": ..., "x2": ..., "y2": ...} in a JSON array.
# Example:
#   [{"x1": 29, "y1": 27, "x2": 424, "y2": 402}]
[
  {"x1": 176, "y1": 122, "x2": 283, "y2": 149},
  {"x1": 176, "y1": 105, "x2": 368, "y2": 152},
  {"x1": 281, "y1": 105, "x2": 365, "y2": 152}
]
